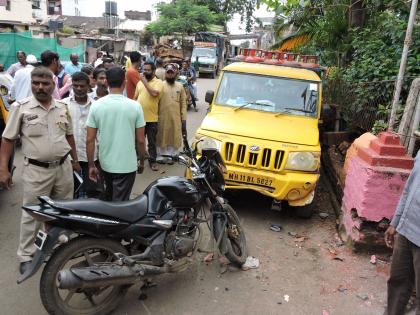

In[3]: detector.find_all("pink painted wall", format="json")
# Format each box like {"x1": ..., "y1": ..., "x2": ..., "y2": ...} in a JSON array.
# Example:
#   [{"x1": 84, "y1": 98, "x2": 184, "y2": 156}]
[
  {"x1": 344, "y1": 133, "x2": 376, "y2": 175},
  {"x1": 343, "y1": 156, "x2": 410, "y2": 222}
]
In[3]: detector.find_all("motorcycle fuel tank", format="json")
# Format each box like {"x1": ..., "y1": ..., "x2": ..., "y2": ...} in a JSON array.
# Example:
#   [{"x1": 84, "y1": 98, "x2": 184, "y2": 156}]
[{"x1": 144, "y1": 176, "x2": 201, "y2": 213}]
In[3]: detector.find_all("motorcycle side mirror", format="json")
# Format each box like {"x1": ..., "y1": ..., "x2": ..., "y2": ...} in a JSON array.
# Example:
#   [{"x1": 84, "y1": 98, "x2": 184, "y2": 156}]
[{"x1": 205, "y1": 90, "x2": 214, "y2": 104}]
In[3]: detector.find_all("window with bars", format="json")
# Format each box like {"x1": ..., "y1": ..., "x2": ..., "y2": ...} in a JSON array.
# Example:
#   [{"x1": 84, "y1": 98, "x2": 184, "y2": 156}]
[{"x1": 32, "y1": 0, "x2": 41, "y2": 9}]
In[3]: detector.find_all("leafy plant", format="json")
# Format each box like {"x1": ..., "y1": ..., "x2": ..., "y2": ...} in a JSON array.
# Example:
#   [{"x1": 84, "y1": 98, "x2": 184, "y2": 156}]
[
  {"x1": 147, "y1": 0, "x2": 217, "y2": 38},
  {"x1": 371, "y1": 104, "x2": 404, "y2": 135},
  {"x1": 193, "y1": 0, "x2": 260, "y2": 32}
]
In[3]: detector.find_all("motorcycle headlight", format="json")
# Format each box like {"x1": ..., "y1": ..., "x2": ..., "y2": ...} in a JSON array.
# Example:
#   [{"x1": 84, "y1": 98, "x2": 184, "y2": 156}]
[
  {"x1": 195, "y1": 136, "x2": 222, "y2": 153},
  {"x1": 285, "y1": 152, "x2": 320, "y2": 172}
]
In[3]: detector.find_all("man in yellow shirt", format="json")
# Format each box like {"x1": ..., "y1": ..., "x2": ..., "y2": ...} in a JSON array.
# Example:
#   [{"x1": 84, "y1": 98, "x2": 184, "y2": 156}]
[{"x1": 134, "y1": 61, "x2": 164, "y2": 171}]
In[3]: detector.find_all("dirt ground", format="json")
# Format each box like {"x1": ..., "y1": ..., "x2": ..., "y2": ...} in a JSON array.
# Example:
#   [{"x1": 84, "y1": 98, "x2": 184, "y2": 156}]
[{"x1": 113, "y1": 175, "x2": 392, "y2": 315}]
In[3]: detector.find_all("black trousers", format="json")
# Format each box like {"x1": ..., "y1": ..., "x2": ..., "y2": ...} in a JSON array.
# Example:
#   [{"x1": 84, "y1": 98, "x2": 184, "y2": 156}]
[
  {"x1": 102, "y1": 171, "x2": 136, "y2": 201},
  {"x1": 74, "y1": 161, "x2": 103, "y2": 199},
  {"x1": 385, "y1": 234, "x2": 420, "y2": 315},
  {"x1": 145, "y1": 122, "x2": 158, "y2": 164}
]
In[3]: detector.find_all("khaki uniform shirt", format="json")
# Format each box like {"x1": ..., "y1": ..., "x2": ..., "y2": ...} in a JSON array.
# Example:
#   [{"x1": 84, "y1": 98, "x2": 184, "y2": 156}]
[{"x1": 2, "y1": 96, "x2": 73, "y2": 161}]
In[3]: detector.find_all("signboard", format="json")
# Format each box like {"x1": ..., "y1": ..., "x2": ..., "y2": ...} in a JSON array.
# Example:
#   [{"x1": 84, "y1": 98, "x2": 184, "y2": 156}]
[{"x1": 194, "y1": 42, "x2": 217, "y2": 48}]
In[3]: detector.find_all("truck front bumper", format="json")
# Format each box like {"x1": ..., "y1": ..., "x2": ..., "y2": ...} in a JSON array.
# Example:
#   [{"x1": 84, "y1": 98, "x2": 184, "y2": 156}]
[
  {"x1": 199, "y1": 66, "x2": 216, "y2": 73},
  {"x1": 224, "y1": 164, "x2": 319, "y2": 206}
]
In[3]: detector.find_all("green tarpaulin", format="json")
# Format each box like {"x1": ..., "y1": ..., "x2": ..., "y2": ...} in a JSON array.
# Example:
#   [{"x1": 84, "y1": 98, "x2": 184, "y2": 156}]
[{"x1": 0, "y1": 31, "x2": 84, "y2": 69}]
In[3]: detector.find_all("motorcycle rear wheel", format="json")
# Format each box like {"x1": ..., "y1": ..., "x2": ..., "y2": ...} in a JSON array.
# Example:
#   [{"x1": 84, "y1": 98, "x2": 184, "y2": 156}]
[{"x1": 40, "y1": 237, "x2": 129, "y2": 315}]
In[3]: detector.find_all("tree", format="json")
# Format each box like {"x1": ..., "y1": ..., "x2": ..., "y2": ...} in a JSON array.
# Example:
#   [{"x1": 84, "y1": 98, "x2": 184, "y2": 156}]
[
  {"x1": 193, "y1": 0, "x2": 260, "y2": 32},
  {"x1": 147, "y1": 0, "x2": 217, "y2": 39}
]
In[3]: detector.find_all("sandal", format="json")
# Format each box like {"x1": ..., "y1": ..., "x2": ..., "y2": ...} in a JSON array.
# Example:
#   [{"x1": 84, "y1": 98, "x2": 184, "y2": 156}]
[{"x1": 150, "y1": 163, "x2": 159, "y2": 171}]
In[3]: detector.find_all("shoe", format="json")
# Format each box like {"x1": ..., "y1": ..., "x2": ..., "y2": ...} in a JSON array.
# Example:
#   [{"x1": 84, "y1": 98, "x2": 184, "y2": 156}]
[
  {"x1": 150, "y1": 163, "x2": 159, "y2": 171},
  {"x1": 19, "y1": 261, "x2": 32, "y2": 275}
]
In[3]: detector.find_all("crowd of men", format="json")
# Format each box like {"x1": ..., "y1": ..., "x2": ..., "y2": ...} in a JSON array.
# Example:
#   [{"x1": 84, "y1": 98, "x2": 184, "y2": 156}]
[{"x1": 0, "y1": 49, "x2": 195, "y2": 274}]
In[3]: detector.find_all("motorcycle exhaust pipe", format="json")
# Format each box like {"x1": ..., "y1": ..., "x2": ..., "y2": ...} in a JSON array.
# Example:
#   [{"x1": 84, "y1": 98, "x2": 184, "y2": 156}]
[{"x1": 58, "y1": 264, "x2": 166, "y2": 290}]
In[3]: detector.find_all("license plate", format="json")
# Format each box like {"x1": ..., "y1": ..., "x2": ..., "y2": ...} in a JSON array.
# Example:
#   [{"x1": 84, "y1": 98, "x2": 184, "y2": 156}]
[
  {"x1": 226, "y1": 172, "x2": 274, "y2": 187},
  {"x1": 34, "y1": 230, "x2": 48, "y2": 250}
]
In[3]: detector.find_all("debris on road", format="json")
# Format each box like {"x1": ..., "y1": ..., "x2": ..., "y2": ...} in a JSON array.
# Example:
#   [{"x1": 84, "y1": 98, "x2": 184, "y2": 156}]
[
  {"x1": 370, "y1": 255, "x2": 377, "y2": 265},
  {"x1": 337, "y1": 285, "x2": 347, "y2": 293},
  {"x1": 319, "y1": 212, "x2": 329, "y2": 219},
  {"x1": 333, "y1": 256, "x2": 344, "y2": 262},
  {"x1": 356, "y1": 293, "x2": 369, "y2": 301},
  {"x1": 295, "y1": 236, "x2": 306, "y2": 243},
  {"x1": 270, "y1": 224, "x2": 282, "y2": 232},
  {"x1": 288, "y1": 231, "x2": 298, "y2": 237},
  {"x1": 284, "y1": 295, "x2": 290, "y2": 302},
  {"x1": 322, "y1": 310, "x2": 330, "y2": 315},
  {"x1": 242, "y1": 256, "x2": 260, "y2": 271}
]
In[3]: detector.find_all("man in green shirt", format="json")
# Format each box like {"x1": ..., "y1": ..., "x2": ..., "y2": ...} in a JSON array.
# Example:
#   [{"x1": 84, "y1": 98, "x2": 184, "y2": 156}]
[{"x1": 86, "y1": 67, "x2": 146, "y2": 201}]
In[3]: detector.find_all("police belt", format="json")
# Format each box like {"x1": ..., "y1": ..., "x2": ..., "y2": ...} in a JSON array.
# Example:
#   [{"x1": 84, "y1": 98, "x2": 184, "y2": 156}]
[{"x1": 26, "y1": 152, "x2": 71, "y2": 168}]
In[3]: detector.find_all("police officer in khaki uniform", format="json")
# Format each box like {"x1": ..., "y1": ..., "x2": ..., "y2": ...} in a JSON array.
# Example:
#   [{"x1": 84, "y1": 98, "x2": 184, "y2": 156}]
[{"x1": 0, "y1": 66, "x2": 80, "y2": 274}]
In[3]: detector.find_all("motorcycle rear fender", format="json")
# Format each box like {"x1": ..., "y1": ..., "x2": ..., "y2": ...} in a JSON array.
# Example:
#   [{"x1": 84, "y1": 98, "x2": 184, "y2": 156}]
[{"x1": 17, "y1": 227, "x2": 70, "y2": 284}]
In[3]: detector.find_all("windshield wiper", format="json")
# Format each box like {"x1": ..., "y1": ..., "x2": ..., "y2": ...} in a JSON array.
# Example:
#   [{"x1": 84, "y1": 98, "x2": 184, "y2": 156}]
[
  {"x1": 234, "y1": 101, "x2": 274, "y2": 112},
  {"x1": 283, "y1": 107, "x2": 314, "y2": 114},
  {"x1": 274, "y1": 107, "x2": 314, "y2": 117}
]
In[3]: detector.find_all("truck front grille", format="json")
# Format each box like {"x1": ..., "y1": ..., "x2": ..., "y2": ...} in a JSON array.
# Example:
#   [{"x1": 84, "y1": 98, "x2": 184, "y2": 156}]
[{"x1": 224, "y1": 142, "x2": 284, "y2": 170}]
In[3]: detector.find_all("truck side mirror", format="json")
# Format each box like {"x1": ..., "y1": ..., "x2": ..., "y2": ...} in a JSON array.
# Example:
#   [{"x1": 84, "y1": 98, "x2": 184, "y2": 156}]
[{"x1": 205, "y1": 90, "x2": 214, "y2": 104}]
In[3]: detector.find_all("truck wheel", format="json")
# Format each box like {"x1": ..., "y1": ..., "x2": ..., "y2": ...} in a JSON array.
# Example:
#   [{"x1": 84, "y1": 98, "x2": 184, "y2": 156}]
[{"x1": 295, "y1": 203, "x2": 315, "y2": 219}]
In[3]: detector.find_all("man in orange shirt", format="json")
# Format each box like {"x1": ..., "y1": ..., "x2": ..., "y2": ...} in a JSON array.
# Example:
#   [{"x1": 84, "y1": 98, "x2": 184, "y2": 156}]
[{"x1": 125, "y1": 51, "x2": 141, "y2": 99}]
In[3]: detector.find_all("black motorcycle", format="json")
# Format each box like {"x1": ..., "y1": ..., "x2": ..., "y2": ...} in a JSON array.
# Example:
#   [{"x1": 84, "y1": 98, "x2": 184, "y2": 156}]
[{"x1": 17, "y1": 135, "x2": 247, "y2": 315}]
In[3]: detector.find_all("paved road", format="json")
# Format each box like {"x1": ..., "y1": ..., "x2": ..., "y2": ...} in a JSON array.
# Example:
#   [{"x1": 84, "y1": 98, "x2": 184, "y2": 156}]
[{"x1": 0, "y1": 77, "x2": 389, "y2": 315}]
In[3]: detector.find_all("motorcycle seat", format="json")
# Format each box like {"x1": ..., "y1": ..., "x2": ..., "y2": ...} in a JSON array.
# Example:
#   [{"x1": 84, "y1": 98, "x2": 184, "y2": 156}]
[{"x1": 51, "y1": 195, "x2": 148, "y2": 223}]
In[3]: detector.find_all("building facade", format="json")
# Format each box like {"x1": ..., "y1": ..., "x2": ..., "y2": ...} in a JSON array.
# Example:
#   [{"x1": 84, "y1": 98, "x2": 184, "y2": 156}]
[
  {"x1": 45, "y1": 0, "x2": 89, "y2": 16},
  {"x1": 0, "y1": 0, "x2": 36, "y2": 25}
]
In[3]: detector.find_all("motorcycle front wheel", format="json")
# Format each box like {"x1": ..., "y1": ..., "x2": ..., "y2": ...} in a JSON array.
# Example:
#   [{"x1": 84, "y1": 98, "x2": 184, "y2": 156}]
[
  {"x1": 214, "y1": 203, "x2": 248, "y2": 267},
  {"x1": 40, "y1": 237, "x2": 129, "y2": 315}
]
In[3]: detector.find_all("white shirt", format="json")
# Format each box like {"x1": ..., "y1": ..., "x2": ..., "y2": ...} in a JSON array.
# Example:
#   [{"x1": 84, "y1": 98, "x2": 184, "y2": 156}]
[
  {"x1": 62, "y1": 96, "x2": 98, "y2": 162},
  {"x1": 10, "y1": 65, "x2": 34, "y2": 101}
]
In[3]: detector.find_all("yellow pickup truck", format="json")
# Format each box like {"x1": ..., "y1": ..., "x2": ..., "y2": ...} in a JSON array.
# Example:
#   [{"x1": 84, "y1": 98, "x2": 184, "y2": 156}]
[
  {"x1": 0, "y1": 95, "x2": 15, "y2": 186},
  {"x1": 194, "y1": 62, "x2": 322, "y2": 217}
]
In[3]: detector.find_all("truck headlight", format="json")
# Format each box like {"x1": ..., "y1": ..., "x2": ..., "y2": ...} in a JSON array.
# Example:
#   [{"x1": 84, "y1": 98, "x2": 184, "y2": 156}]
[
  {"x1": 194, "y1": 136, "x2": 222, "y2": 153},
  {"x1": 285, "y1": 152, "x2": 320, "y2": 172}
]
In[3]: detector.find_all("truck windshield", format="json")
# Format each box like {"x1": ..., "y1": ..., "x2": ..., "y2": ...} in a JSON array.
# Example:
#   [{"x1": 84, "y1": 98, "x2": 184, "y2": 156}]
[
  {"x1": 215, "y1": 72, "x2": 319, "y2": 118},
  {"x1": 193, "y1": 48, "x2": 216, "y2": 58}
]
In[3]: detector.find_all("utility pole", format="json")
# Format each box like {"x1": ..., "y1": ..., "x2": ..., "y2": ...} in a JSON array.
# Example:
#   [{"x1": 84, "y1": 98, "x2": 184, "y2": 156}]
[{"x1": 388, "y1": 0, "x2": 418, "y2": 131}]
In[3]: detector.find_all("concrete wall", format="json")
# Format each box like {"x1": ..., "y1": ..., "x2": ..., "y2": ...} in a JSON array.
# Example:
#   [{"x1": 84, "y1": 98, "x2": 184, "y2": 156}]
[
  {"x1": 0, "y1": 0, "x2": 35, "y2": 24},
  {"x1": 59, "y1": 37, "x2": 84, "y2": 48},
  {"x1": 61, "y1": 0, "x2": 93, "y2": 16}
]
